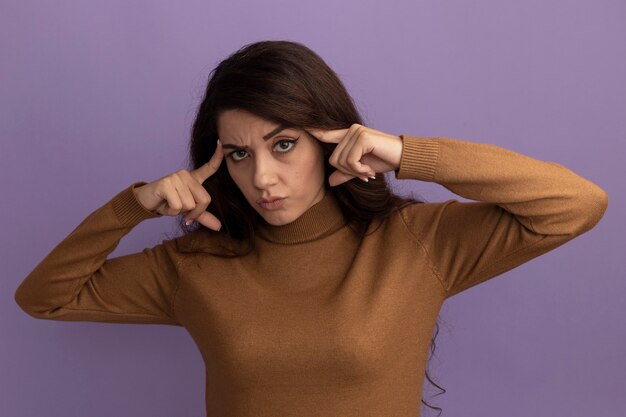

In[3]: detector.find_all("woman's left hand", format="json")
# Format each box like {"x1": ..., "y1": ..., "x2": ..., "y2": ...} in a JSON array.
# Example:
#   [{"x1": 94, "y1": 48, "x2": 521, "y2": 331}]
[{"x1": 305, "y1": 124, "x2": 403, "y2": 187}]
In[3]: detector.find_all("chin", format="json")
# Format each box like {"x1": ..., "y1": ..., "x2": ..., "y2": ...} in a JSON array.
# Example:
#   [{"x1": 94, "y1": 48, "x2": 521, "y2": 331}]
[
  {"x1": 258, "y1": 209, "x2": 298, "y2": 226},
  {"x1": 261, "y1": 214, "x2": 290, "y2": 226}
]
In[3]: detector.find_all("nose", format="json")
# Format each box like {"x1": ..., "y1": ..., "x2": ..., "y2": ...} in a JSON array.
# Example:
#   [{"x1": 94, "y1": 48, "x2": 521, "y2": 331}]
[{"x1": 252, "y1": 154, "x2": 279, "y2": 190}]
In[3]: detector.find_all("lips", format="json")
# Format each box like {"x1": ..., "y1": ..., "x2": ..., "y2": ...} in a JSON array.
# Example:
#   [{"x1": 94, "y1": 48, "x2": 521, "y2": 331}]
[
  {"x1": 257, "y1": 196, "x2": 285, "y2": 204},
  {"x1": 257, "y1": 197, "x2": 286, "y2": 211}
]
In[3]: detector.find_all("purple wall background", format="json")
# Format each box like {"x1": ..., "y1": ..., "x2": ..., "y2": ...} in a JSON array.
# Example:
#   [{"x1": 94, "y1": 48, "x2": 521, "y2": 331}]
[{"x1": 2, "y1": 1, "x2": 624, "y2": 416}]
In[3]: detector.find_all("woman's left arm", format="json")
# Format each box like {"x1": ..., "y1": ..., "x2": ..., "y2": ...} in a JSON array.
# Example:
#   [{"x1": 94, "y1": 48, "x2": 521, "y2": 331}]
[
  {"x1": 395, "y1": 134, "x2": 608, "y2": 236},
  {"x1": 393, "y1": 134, "x2": 608, "y2": 298},
  {"x1": 308, "y1": 126, "x2": 608, "y2": 298}
]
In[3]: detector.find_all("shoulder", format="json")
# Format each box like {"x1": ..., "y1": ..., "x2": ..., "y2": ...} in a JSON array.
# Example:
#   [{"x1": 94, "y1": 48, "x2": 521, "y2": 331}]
[
  {"x1": 358, "y1": 199, "x2": 441, "y2": 236},
  {"x1": 394, "y1": 198, "x2": 458, "y2": 222},
  {"x1": 166, "y1": 228, "x2": 247, "y2": 257},
  {"x1": 391, "y1": 198, "x2": 470, "y2": 240}
]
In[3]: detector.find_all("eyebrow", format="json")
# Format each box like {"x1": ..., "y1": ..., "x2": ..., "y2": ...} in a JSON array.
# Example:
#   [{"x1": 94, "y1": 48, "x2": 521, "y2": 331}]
[{"x1": 221, "y1": 124, "x2": 290, "y2": 150}]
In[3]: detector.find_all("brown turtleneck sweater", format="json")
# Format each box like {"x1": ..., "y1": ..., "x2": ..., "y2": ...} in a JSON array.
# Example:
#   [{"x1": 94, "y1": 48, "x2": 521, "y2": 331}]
[{"x1": 14, "y1": 135, "x2": 608, "y2": 416}]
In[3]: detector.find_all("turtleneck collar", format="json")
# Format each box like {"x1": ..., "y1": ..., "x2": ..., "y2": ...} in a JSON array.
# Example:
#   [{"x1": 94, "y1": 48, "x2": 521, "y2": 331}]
[{"x1": 256, "y1": 191, "x2": 346, "y2": 244}]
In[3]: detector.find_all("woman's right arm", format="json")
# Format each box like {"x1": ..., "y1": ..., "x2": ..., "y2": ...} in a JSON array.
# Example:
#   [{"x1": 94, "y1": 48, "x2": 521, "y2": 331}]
[
  {"x1": 14, "y1": 142, "x2": 225, "y2": 325},
  {"x1": 14, "y1": 182, "x2": 184, "y2": 326}
]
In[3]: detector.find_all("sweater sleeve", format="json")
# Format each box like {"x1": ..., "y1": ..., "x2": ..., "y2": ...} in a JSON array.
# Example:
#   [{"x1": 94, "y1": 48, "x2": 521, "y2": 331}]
[
  {"x1": 14, "y1": 182, "x2": 183, "y2": 326},
  {"x1": 394, "y1": 135, "x2": 608, "y2": 299}
]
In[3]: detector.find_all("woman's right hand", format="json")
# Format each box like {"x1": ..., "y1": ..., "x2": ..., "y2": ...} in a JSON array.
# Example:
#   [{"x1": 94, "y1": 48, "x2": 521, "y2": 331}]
[{"x1": 132, "y1": 140, "x2": 225, "y2": 231}]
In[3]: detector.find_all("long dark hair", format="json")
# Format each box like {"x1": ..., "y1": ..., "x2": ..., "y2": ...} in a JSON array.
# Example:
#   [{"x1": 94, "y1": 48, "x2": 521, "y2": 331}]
[{"x1": 176, "y1": 39, "x2": 446, "y2": 416}]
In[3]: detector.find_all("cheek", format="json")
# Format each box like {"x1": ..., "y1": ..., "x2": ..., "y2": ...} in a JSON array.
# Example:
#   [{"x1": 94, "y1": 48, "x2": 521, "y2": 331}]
[
  {"x1": 300, "y1": 144, "x2": 325, "y2": 172},
  {"x1": 306, "y1": 149, "x2": 326, "y2": 178},
  {"x1": 293, "y1": 156, "x2": 317, "y2": 179},
  {"x1": 292, "y1": 159, "x2": 323, "y2": 189},
  {"x1": 226, "y1": 163, "x2": 246, "y2": 190}
]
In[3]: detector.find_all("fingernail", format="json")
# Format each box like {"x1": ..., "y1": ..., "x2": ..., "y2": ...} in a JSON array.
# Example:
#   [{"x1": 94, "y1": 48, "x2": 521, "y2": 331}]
[
  {"x1": 360, "y1": 176, "x2": 369, "y2": 182},
  {"x1": 369, "y1": 175, "x2": 376, "y2": 179},
  {"x1": 185, "y1": 219, "x2": 193, "y2": 226}
]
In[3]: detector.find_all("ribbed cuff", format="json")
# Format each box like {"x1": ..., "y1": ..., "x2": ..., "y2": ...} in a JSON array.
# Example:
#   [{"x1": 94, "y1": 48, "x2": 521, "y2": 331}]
[
  {"x1": 394, "y1": 135, "x2": 439, "y2": 182},
  {"x1": 111, "y1": 181, "x2": 163, "y2": 226}
]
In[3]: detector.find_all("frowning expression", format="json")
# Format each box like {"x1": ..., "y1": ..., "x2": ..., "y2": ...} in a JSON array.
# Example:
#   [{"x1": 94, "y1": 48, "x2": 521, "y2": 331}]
[{"x1": 217, "y1": 108, "x2": 326, "y2": 226}]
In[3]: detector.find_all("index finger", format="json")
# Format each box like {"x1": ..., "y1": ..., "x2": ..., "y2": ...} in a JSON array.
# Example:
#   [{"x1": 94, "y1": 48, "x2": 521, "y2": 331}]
[
  {"x1": 305, "y1": 128, "x2": 349, "y2": 143},
  {"x1": 191, "y1": 139, "x2": 225, "y2": 184}
]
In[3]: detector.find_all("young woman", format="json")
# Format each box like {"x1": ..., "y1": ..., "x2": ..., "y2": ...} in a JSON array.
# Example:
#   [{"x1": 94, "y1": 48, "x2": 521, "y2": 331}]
[{"x1": 15, "y1": 40, "x2": 608, "y2": 417}]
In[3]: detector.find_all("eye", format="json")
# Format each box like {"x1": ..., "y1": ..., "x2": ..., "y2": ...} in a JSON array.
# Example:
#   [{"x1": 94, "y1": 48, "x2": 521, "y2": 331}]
[
  {"x1": 227, "y1": 138, "x2": 299, "y2": 162},
  {"x1": 275, "y1": 138, "x2": 297, "y2": 153},
  {"x1": 229, "y1": 149, "x2": 248, "y2": 162}
]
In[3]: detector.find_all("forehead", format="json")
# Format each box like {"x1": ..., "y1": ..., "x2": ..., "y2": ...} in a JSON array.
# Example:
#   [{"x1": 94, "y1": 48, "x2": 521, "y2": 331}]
[{"x1": 217, "y1": 109, "x2": 297, "y2": 143}]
